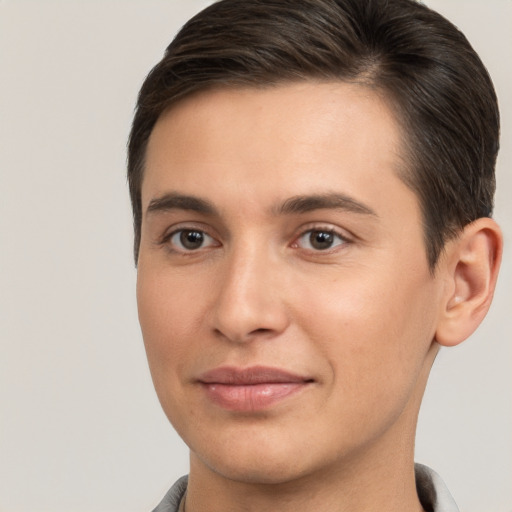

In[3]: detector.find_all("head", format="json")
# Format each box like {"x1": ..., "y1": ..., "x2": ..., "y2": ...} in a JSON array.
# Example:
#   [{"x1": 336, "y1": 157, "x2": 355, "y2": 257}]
[
  {"x1": 128, "y1": 0, "x2": 502, "y2": 491},
  {"x1": 128, "y1": 0, "x2": 499, "y2": 270}
]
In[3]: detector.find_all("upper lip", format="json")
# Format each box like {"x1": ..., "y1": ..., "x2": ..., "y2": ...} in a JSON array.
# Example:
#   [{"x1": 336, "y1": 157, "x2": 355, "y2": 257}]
[{"x1": 197, "y1": 366, "x2": 313, "y2": 385}]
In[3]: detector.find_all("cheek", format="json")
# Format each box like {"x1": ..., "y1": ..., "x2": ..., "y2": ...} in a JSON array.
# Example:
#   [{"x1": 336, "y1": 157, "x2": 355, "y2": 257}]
[
  {"x1": 136, "y1": 270, "x2": 197, "y2": 386},
  {"x1": 136, "y1": 269, "x2": 208, "y2": 437},
  {"x1": 137, "y1": 263, "x2": 203, "y2": 334},
  {"x1": 295, "y1": 266, "x2": 439, "y2": 400}
]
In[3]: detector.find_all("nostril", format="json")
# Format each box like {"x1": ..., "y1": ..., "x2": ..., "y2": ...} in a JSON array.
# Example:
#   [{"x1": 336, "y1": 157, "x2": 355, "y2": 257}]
[
  {"x1": 250, "y1": 328, "x2": 273, "y2": 335},
  {"x1": 213, "y1": 326, "x2": 278, "y2": 343}
]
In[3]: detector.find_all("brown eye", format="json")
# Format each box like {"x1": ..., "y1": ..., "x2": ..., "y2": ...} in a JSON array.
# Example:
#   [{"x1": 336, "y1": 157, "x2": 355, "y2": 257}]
[
  {"x1": 169, "y1": 229, "x2": 216, "y2": 251},
  {"x1": 296, "y1": 229, "x2": 346, "y2": 251},
  {"x1": 309, "y1": 231, "x2": 335, "y2": 250}
]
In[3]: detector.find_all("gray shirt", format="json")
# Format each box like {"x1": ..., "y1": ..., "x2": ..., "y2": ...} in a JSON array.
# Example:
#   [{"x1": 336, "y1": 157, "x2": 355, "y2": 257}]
[{"x1": 152, "y1": 463, "x2": 459, "y2": 512}]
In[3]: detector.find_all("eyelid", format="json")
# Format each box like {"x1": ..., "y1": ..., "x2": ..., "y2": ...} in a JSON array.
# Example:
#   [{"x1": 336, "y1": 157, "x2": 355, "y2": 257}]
[
  {"x1": 158, "y1": 223, "x2": 221, "y2": 253},
  {"x1": 290, "y1": 223, "x2": 353, "y2": 251}
]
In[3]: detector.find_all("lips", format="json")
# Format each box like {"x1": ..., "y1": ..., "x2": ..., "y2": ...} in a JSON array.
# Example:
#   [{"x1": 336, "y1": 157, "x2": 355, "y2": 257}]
[{"x1": 197, "y1": 366, "x2": 313, "y2": 411}]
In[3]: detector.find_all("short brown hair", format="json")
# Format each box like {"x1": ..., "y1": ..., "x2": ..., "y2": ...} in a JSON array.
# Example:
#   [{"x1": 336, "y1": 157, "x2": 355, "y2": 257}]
[{"x1": 128, "y1": 0, "x2": 499, "y2": 268}]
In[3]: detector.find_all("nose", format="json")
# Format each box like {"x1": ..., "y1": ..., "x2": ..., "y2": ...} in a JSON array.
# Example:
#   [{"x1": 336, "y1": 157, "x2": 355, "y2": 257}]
[{"x1": 210, "y1": 245, "x2": 290, "y2": 343}]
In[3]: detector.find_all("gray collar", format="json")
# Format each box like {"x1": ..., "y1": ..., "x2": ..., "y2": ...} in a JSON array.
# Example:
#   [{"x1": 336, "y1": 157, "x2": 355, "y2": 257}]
[{"x1": 415, "y1": 463, "x2": 460, "y2": 512}]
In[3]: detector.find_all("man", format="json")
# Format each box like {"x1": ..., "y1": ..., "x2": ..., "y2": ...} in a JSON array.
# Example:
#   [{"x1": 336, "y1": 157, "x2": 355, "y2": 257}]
[{"x1": 127, "y1": 0, "x2": 502, "y2": 511}]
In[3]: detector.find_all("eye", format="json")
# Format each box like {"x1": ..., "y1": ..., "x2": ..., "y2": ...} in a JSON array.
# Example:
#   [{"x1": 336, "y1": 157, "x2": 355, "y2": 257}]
[
  {"x1": 295, "y1": 229, "x2": 347, "y2": 251},
  {"x1": 168, "y1": 229, "x2": 218, "y2": 252}
]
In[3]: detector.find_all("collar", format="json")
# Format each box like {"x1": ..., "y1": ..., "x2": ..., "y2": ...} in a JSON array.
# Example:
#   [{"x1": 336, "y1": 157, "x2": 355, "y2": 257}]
[{"x1": 415, "y1": 463, "x2": 460, "y2": 512}]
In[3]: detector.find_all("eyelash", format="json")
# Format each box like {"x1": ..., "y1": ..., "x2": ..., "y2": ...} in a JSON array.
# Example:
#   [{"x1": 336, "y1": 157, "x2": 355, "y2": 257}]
[
  {"x1": 159, "y1": 226, "x2": 219, "y2": 254},
  {"x1": 292, "y1": 227, "x2": 350, "y2": 252},
  {"x1": 159, "y1": 225, "x2": 352, "y2": 254}
]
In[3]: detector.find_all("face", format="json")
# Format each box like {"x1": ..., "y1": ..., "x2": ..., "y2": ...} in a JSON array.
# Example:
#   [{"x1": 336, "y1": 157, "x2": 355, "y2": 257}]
[{"x1": 137, "y1": 82, "x2": 444, "y2": 484}]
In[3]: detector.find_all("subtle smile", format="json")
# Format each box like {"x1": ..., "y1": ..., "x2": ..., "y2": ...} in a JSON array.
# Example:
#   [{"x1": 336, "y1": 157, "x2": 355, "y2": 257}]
[{"x1": 198, "y1": 366, "x2": 314, "y2": 412}]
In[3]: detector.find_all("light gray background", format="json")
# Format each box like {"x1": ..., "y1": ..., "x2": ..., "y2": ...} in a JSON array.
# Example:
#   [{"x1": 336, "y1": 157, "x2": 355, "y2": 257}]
[{"x1": 0, "y1": 1, "x2": 510, "y2": 511}]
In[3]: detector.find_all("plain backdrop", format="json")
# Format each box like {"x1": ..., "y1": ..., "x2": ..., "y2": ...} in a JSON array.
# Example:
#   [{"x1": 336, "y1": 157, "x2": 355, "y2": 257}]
[{"x1": 0, "y1": 1, "x2": 510, "y2": 511}]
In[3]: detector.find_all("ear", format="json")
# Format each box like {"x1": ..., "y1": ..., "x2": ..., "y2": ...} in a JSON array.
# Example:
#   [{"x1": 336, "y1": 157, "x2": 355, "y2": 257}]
[{"x1": 435, "y1": 217, "x2": 502, "y2": 347}]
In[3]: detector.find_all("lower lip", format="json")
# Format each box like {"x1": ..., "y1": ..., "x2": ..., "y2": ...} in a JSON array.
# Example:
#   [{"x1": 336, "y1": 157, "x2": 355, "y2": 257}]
[{"x1": 200, "y1": 382, "x2": 309, "y2": 411}]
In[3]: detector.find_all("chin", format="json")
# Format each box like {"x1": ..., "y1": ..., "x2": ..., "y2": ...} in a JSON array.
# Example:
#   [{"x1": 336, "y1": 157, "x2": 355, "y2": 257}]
[
  {"x1": 198, "y1": 452, "x2": 315, "y2": 485},
  {"x1": 188, "y1": 427, "x2": 334, "y2": 486}
]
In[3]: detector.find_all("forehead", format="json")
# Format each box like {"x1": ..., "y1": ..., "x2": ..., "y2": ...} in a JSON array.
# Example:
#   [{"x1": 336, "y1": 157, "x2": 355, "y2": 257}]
[{"x1": 142, "y1": 81, "x2": 414, "y2": 221}]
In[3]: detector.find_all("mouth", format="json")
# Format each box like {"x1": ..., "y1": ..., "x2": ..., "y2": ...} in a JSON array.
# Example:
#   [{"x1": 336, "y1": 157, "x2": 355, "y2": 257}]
[{"x1": 197, "y1": 366, "x2": 314, "y2": 412}]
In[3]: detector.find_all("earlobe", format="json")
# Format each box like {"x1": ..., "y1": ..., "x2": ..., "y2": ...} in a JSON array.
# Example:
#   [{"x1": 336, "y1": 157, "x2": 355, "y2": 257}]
[{"x1": 435, "y1": 218, "x2": 502, "y2": 347}]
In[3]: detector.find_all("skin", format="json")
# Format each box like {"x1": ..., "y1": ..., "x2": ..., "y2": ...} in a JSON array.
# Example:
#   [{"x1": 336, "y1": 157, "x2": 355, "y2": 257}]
[{"x1": 136, "y1": 82, "x2": 501, "y2": 512}]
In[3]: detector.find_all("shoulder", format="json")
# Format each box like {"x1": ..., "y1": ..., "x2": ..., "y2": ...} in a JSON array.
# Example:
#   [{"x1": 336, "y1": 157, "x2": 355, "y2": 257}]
[
  {"x1": 151, "y1": 475, "x2": 188, "y2": 512},
  {"x1": 415, "y1": 463, "x2": 459, "y2": 512}
]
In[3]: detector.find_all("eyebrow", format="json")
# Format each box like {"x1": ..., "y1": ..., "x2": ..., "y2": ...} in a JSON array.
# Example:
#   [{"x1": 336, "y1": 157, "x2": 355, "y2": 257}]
[
  {"x1": 275, "y1": 193, "x2": 377, "y2": 217},
  {"x1": 147, "y1": 193, "x2": 217, "y2": 216},
  {"x1": 145, "y1": 191, "x2": 377, "y2": 218}
]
